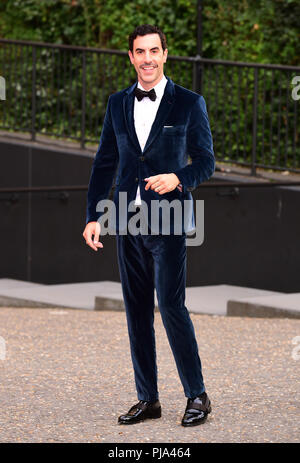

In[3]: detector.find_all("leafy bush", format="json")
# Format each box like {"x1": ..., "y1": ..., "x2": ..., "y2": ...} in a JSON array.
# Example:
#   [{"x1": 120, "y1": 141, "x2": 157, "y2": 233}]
[{"x1": 0, "y1": 0, "x2": 299, "y2": 64}]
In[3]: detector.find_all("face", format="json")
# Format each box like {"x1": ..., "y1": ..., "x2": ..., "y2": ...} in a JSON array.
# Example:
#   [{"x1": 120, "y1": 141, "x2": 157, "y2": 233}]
[{"x1": 128, "y1": 33, "x2": 168, "y2": 90}]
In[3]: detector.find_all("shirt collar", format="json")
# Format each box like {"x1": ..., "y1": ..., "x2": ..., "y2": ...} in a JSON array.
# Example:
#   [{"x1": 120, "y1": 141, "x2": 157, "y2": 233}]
[{"x1": 137, "y1": 75, "x2": 167, "y2": 100}]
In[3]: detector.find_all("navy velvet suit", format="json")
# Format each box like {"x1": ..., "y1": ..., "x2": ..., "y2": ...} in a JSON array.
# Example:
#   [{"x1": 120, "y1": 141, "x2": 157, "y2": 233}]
[
  {"x1": 86, "y1": 77, "x2": 214, "y2": 233},
  {"x1": 86, "y1": 76, "x2": 215, "y2": 401}
]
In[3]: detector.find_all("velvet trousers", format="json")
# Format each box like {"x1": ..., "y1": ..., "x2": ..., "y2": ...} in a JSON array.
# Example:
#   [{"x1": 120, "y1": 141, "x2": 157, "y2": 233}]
[{"x1": 116, "y1": 224, "x2": 205, "y2": 402}]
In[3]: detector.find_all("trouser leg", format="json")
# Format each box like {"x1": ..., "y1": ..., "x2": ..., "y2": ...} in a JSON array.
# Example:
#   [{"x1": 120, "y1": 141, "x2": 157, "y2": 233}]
[
  {"x1": 116, "y1": 233, "x2": 158, "y2": 402},
  {"x1": 144, "y1": 233, "x2": 205, "y2": 399}
]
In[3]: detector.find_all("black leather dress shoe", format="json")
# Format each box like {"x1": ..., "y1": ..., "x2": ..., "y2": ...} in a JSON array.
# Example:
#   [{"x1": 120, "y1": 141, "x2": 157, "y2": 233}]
[
  {"x1": 118, "y1": 400, "x2": 161, "y2": 425},
  {"x1": 181, "y1": 392, "x2": 212, "y2": 427}
]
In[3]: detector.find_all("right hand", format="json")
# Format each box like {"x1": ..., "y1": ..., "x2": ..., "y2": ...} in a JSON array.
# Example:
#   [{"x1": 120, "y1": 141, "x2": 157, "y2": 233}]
[{"x1": 82, "y1": 221, "x2": 103, "y2": 251}]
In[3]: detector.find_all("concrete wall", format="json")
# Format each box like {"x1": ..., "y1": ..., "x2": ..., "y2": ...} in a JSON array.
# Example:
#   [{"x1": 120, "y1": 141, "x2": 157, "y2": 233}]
[{"x1": 1, "y1": 138, "x2": 299, "y2": 292}]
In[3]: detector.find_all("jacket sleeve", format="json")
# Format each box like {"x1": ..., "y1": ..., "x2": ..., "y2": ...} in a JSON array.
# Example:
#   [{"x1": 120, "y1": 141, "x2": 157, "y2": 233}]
[
  {"x1": 86, "y1": 96, "x2": 119, "y2": 224},
  {"x1": 173, "y1": 95, "x2": 215, "y2": 192}
]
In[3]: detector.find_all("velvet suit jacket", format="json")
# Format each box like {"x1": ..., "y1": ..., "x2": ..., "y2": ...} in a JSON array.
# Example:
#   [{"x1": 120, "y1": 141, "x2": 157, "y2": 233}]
[{"x1": 86, "y1": 76, "x2": 215, "y2": 234}]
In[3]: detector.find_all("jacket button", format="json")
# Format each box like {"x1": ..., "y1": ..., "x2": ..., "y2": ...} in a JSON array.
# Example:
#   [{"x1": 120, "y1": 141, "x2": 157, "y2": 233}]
[
  {"x1": 140, "y1": 156, "x2": 145, "y2": 161},
  {"x1": 135, "y1": 177, "x2": 138, "y2": 182}
]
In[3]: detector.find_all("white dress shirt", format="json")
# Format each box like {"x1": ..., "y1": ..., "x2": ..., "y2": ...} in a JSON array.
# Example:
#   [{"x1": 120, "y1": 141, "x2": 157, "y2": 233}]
[{"x1": 134, "y1": 75, "x2": 168, "y2": 205}]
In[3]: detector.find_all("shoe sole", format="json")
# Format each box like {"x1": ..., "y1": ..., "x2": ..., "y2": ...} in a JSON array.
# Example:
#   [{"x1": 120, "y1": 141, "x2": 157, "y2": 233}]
[{"x1": 118, "y1": 409, "x2": 162, "y2": 425}]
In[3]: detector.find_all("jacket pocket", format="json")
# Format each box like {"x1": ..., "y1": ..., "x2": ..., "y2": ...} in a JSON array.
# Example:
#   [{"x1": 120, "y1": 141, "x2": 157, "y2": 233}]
[{"x1": 162, "y1": 125, "x2": 185, "y2": 136}]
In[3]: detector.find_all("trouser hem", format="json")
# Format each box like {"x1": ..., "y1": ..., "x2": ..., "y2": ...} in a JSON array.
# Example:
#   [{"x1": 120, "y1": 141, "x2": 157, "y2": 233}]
[
  {"x1": 137, "y1": 396, "x2": 159, "y2": 402},
  {"x1": 185, "y1": 387, "x2": 206, "y2": 399}
]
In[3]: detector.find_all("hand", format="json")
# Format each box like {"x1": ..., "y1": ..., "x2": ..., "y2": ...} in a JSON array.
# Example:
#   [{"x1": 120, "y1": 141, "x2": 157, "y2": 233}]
[
  {"x1": 82, "y1": 221, "x2": 103, "y2": 251},
  {"x1": 144, "y1": 173, "x2": 180, "y2": 195}
]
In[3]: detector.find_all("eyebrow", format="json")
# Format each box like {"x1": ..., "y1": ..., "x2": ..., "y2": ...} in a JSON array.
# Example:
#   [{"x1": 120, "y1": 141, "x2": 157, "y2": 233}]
[{"x1": 135, "y1": 46, "x2": 160, "y2": 52}]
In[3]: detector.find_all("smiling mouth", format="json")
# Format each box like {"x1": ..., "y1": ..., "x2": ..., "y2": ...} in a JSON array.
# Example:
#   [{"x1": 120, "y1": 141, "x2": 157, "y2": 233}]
[{"x1": 140, "y1": 65, "x2": 157, "y2": 70}]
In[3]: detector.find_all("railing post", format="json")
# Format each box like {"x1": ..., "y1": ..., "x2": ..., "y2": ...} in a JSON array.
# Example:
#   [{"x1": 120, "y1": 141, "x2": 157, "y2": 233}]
[
  {"x1": 193, "y1": 0, "x2": 203, "y2": 95},
  {"x1": 251, "y1": 68, "x2": 258, "y2": 176},
  {"x1": 81, "y1": 50, "x2": 86, "y2": 149},
  {"x1": 193, "y1": 55, "x2": 202, "y2": 94},
  {"x1": 31, "y1": 46, "x2": 36, "y2": 141}
]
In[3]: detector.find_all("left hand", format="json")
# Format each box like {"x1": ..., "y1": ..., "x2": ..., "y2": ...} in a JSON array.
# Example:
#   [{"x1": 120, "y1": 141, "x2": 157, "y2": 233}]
[{"x1": 144, "y1": 173, "x2": 181, "y2": 195}]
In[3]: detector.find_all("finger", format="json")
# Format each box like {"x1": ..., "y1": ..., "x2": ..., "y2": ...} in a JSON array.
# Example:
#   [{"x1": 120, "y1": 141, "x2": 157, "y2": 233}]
[
  {"x1": 155, "y1": 184, "x2": 166, "y2": 192},
  {"x1": 158, "y1": 187, "x2": 169, "y2": 194},
  {"x1": 83, "y1": 228, "x2": 97, "y2": 251},
  {"x1": 87, "y1": 237, "x2": 103, "y2": 251},
  {"x1": 85, "y1": 236, "x2": 99, "y2": 251},
  {"x1": 94, "y1": 243, "x2": 103, "y2": 249},
  {"x1": 152, "y1": 179, "x2": 164, "y2": 191},
  {"x1": 144, "y1": 178, "x2": 154, "y2": 190},
  {"x1": 144, "y1": 175, "x2": 159, "y2": 190},
  {"x1": 93, "y1": 222, "x2": 103, "y2": 249},
  {"x1": 93, "y1": 221, "x2": 100, "y2": 241}
]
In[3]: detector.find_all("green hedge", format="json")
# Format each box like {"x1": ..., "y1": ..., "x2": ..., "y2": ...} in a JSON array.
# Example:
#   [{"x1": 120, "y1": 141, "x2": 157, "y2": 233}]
[{"x1": 0, "y1": 0, "x2": 299, "y2": 64}]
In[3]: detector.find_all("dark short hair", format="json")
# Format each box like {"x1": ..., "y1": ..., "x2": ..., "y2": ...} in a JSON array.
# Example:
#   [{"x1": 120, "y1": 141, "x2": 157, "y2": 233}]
[{"x1": 128, "y1": 24, "x2": 167, "y2": 53}]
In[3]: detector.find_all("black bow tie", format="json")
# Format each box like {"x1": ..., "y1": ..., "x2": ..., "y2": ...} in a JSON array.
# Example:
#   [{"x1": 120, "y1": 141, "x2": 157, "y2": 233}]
[{"x1": 134, "y1": 87, "x2": 157, "y2": 102}]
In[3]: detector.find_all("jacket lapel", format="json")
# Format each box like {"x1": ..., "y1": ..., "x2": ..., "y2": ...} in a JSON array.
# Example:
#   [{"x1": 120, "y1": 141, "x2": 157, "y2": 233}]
[
  {"x1": 122, "y1": 77, "x2": 175, "y2": 154},
  {"x1": 123, "y1": 82, "x2": 141, "y2": 153},
  {"x1": 143, "y1": 77, "x2": 175, "y2": 153}
]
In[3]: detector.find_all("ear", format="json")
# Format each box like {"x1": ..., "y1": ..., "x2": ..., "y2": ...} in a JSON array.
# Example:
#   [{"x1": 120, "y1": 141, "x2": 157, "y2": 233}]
[
  {"x1": 163, "y1": 48, "x2": 168, "y2": 64},
  {"x1": 128, "y1": 50, "x2": 134, "y2": 64}
]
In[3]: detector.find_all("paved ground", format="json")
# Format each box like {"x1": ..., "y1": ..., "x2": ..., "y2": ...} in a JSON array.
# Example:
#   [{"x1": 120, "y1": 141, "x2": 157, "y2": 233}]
[{"x1": 0, "y1": 307, "x2": 299, "y2": 443}]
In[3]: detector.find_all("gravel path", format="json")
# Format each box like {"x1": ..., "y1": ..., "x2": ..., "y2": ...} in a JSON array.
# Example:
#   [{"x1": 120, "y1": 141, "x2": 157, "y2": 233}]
[{"x1": 0, "y1": 307, "x2": 299, "y2": 443}]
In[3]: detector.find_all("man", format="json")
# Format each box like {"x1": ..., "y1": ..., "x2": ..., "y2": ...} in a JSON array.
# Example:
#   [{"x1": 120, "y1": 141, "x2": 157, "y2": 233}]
[{"x1": 82, "y1": 24, "x2": 215, "y2": 427}]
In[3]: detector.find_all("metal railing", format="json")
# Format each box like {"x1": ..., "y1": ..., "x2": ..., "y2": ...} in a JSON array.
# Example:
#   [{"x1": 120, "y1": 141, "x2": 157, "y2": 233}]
[{"x1": 0, "y1": 38, "x2": 299, "y2": 175}]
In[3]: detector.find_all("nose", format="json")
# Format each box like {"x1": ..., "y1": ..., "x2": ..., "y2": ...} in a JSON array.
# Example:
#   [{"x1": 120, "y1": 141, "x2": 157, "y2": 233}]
[{"x1": 144, "y1": 50, "x2": 152, "y2": 63}]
